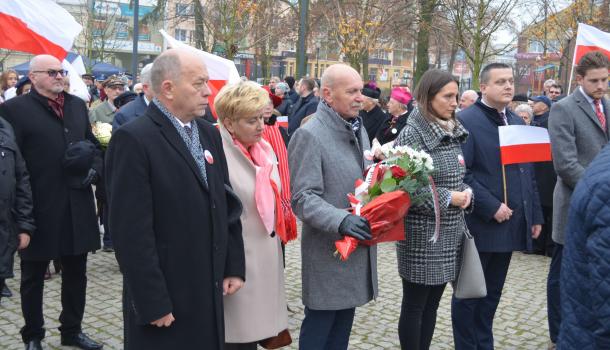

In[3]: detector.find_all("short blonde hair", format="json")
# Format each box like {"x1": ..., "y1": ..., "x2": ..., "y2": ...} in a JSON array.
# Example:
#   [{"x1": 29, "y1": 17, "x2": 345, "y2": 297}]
[{"x1": 214, "y1": 81, "x2": 270, "y2": 122}]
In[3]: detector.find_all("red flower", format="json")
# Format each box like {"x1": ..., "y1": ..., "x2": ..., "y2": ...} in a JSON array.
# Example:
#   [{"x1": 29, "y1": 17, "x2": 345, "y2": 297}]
[
  {"x1": 390, "y1": 165, "x2": 407, "y2": 179},
  {"x1": 376, "y1": 166, "x2": 386, "y2": 182}
]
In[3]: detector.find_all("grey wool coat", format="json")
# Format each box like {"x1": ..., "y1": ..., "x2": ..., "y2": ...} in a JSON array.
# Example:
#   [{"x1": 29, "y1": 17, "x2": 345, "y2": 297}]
[
  {"x1": 289, "y1": 101, "x2": 377, "y2": 310},
  {"x1": 394, "y1": 108, "x2": 472, "y2": 286},
  {"x1": 548, "y1": 87, "x2": 610, "y2": 245}
]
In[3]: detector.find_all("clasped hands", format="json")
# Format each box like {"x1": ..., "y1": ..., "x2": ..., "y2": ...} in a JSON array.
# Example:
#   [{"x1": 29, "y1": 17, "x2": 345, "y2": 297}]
[
  {"x1": 450, "y1": 190, "x2": 472, "y2": 209},
  {"x1": 150, "y1": 276, "x2": 244, "y2": 328},
  {"x1": 493, "y1": 203, "x2": 541, "y2": 238}
]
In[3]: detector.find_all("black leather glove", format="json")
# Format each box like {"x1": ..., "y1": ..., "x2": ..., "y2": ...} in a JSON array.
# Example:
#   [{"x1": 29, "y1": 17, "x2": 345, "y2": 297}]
[
  {"x1": 339, "y1": 215, "x2": 372, "y2": 241},
  {"x1": 81, "y1": 168, "x2": 98, "y2": 188}
]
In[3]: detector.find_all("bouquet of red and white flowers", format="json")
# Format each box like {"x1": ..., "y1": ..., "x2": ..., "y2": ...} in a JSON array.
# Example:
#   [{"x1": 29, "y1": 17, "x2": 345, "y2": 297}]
[{"x1": 335, "y1": 144, "x2": 437, "y2": 260}]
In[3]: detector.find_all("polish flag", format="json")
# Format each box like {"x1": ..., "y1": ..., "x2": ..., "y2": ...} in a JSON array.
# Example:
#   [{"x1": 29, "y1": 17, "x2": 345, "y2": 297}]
[
  {"x1": 499, "y1": 125, "x2": 552, "y2": 165},
  {"x1": 160, "y1": 30, "x2": 241, "y2": 119},
  {"x1": 276, "y1": 116, "x2": 288, "y2": 129},
  {"x1": 573, "y1": 23, "x2": 610, "y2": 67},
  {"x1": 0, "y1": 0, "x2": 82, "y2": 61}
]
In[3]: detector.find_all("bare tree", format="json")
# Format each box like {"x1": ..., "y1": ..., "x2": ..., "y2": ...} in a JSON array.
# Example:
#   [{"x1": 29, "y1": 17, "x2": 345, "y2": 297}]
[
  {"x1": 315, "y1": 0, "x2": 410, "y2": 77},
  {"x1": 73, "y1": 0, "x2": 123, "y2": 70},
  {"x1": 442, "y1": 0, "x2": 519, "y2": 89}
]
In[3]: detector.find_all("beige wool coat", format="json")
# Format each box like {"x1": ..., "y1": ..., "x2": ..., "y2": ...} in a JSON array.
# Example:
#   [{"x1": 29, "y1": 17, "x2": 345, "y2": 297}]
[{"x1": 220, "y1": 126, "x2": 288, "y2": 343}]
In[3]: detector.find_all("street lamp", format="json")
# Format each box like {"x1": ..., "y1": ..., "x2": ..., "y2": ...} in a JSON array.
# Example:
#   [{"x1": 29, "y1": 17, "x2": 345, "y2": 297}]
[{"x1": 315, "y1": 39, "x2": 320, "y2": 78}]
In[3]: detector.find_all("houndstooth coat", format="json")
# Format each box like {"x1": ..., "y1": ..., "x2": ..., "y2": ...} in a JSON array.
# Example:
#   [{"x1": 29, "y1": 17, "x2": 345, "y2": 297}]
[{"x1": 394, "y1": 107, "x2": 472, "y2": 286}]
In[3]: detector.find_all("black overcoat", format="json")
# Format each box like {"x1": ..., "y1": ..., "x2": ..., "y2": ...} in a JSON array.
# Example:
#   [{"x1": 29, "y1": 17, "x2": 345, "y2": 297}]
[
  {"x1": 0, "y1": 89, "x2": 102, "y2": 261},
  {"x1": 105, "y1": 103, "x2": 245, "y2": 350},
  {"x1": 530, "y1": 111, "x2": 557, "y2": 207},
  {"x1": 0, "y1": 117, "x2": 35, "y2": 278}
]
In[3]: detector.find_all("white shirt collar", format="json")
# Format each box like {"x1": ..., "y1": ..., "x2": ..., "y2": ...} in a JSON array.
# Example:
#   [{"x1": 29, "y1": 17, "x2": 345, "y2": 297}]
[
  {"x1": 143, "y1": 95, "x2": 150, "y2": 106},
  {"x1": 480, "y1": 98, "x2": 506, "y2": 115}
]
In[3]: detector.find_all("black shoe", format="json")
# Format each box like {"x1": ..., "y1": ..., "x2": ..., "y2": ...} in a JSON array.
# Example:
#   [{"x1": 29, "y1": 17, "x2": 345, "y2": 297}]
[
  {"x1": 1, "y1": 284, "x2": 12, "y2": 297},
  {"x1": 61, "y1": 333, "x2": 103, "y2": 350},
  {"x1": 25, "y1": 339, "x2": 43, "y2": 350},
  {"x1": 102, "y1": 246, "x2": 114, "y2": 253}
]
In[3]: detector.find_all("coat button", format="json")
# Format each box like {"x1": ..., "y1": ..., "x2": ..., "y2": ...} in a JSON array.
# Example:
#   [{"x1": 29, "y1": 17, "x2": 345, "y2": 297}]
[
  {"x1": 214, "y1": 244, "x2": 218, "y2": 251},
  {"x1": 520, "y1": 168, "x2": 524, "y2": 173},
  {"x1": 345, "y1": 125, "x2": 350, "y2": 130},
  {"x1": 64, "y1": 128, "x2": 69, "y2": 133},
  {"x1": 349, "y1": 140, "x2": 355, "y2": 145},
  {"x1": 215, "y1": 281, "x2": 219, "y2": 288}
]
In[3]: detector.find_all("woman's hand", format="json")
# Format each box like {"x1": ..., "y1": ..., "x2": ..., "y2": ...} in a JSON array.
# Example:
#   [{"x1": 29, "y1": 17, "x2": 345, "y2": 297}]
[{"x1": 450, "y1": 191, "x2": 471, "y2": 209}]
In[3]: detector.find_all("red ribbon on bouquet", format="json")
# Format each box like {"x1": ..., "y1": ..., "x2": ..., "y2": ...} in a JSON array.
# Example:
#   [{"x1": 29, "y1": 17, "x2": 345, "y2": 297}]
[{"x1": 335, "y1": 190, "x2": 411, "y2": 261}]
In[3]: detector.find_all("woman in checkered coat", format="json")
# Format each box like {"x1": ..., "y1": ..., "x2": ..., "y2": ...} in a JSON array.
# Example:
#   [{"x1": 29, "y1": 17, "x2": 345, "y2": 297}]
[{"x1": 393, "y1": 69, "x2": 473, "y2": 350}]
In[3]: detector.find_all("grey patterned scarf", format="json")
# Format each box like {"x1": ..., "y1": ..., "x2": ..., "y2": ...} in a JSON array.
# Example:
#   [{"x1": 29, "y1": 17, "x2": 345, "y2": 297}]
[{"x1": 153, "y1": 98, "x2": 208, "y2": 185}]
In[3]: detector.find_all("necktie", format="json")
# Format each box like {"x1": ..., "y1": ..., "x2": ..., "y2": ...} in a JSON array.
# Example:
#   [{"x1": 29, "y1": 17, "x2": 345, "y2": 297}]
[
  {"x1": 184, "y1": 125, "x2": 193, "y2": 137},
  {"x1": 499, "y1": 111, "x2": 508, "y2": 125},
  {"x1": 594, "y1": 99, "x2": 606, "y2": 130}
]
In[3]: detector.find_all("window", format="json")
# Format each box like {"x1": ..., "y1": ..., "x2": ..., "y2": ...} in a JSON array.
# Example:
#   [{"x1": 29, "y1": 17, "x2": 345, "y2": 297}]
[
  {"x1": 175, "y1": 29, "x2": 188, "y2": 42},
  {"x1": 115, "y1": 19, "x2": 129, "y2": 39},
  {"x1": 176, "y1": 3, "x2": 193, "y2": 17},
  {"x1": 369, "y1": 68, "x2": 378, "y2": 81},
  {"x1": 529, "y1": 40, "x2": 560, "y2": 53},
  {"x1": 92, "y1": 16, "x2": 106, "y2": 37}
]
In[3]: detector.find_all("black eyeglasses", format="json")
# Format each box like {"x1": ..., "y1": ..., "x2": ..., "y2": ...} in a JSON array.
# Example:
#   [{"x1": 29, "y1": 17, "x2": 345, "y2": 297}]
[{"x1": 32, "y1": 69, "x2": 68, "y2": 77}]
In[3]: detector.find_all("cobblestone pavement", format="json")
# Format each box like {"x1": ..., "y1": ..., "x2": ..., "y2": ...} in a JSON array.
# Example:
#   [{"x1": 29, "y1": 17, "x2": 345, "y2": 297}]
[{"x1": 0, "y1": 240, "x2": 551, "y2": 349}]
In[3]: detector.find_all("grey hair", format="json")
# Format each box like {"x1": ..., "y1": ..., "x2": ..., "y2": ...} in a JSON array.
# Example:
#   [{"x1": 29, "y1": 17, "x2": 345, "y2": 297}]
[
  {"x1": 140, "y1": 63, "x2": 153, "y2": 85},
  {"x1": 275, "y1": 82, "x2": 289, "y2": 94},
  {"x1": 514, "y1": 104, "x2": 533, "y2": 118},
  {"x1": 151, "y1": 52, "x2": 182, "y2": 94}
]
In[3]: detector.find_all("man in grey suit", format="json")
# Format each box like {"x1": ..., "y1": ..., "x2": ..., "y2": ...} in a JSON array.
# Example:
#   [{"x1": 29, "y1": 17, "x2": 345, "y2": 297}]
[
  {"x1": 547, "y1": 51, "x2": 609, "y2": 349},
  {"x1": 289, "y1": 64, "x2": 376, "y2": 350}
]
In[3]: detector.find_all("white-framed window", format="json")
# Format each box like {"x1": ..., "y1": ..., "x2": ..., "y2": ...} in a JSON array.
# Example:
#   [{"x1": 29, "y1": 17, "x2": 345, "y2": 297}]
[
  {"x1": 176, "y1": 3, "x2": 193, "y2": 17},
  {"x1": 175, "y1": 29, "x2": 188, "y2": 42}
]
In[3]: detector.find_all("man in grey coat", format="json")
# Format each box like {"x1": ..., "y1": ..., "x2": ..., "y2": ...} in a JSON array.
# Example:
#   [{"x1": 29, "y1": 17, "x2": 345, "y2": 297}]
[
  {"x1": 289, "y1": 64, "x2": 377, "y2": 350},
  {"x1": 546, "y1": 51, "x2": 610, "y2": 348}
]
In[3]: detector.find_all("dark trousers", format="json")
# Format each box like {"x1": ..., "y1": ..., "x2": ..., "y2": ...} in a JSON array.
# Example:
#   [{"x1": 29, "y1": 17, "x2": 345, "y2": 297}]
[
  {"x1": 224, "y1": 342, "x2": 258, "y2": 350},
  {"x1": 299, "y1": 306, "x2": 356, "y2": 350},
  {"x1": 399, "y1": 279, "x2": 446, "y2": 350},
  {"x1": 20, "y1": 254, "x2": 88, "y2": 343},
  {"x1": 451, "y1": 252, "x2": 512, "y2": 350},
  {"x1": 533, "y1": 206, "x2": 554, "y2": 256},
  {"x1": 547, "y1": 243, "x2": 563, "y2": 343}
]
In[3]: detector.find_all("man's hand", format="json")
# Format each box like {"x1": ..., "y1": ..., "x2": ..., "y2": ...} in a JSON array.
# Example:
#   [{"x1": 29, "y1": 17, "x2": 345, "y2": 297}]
[
  {"x1": 531, "y1": 225, "x2": 542, "y2": 239},
  {"x1": 339, "y1": 215, "x2": 372, "y2": 241},
  {"x1": 223, "y1": 277, "x2": 244, "y2": 296},
  {"x1": 150, "y1": 313, "x2": 175, "y2": 327},
  {"x1": 493, "y1": 203, "x2": 513, "y2": 223},
  {"x1": 18, "y1": 233, "x2": 30, "y2": 250},
  {"x1": 451, "y1": 191, "x2": 472, "y2": 209}
]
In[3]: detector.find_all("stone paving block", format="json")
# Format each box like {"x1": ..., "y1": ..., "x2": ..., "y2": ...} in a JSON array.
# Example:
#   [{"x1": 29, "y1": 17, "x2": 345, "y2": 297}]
[{"x1": 0, "y1": 237, "x2": 552, "y2": 349}]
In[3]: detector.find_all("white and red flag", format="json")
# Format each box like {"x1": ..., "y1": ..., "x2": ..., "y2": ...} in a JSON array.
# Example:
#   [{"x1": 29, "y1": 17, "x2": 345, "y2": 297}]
[
  {"x1": 160, "y1": 30, "x2": 240, "y2": 119},
  {"x1": 573, "y1": 23, "x2": 610, "y2": 66},
  {"x1": 498, "y1": 125, "x2": 552, "y2": 165},
  {"x1": 276, "y1": 116, "x2": 288, "y2": 129},
  {"x1": 0, "y1": 0, "x2": 82, "y2": 61}
]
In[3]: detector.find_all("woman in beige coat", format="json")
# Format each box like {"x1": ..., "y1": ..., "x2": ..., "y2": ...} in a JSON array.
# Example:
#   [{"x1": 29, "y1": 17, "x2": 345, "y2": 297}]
[{"x1": 215, "y1": 81, "x2": 289, "y2": 350}]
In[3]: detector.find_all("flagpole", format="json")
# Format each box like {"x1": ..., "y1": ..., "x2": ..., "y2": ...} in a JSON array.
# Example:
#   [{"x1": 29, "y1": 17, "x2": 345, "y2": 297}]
[{"x1": 502, "y1": 165, "x2": 508, "y2": 204}]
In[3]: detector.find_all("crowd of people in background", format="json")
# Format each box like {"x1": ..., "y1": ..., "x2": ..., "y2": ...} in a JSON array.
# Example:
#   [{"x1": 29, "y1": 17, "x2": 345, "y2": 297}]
[{"x1": 0, "y1": 48, "x2": 608, "y2": 350}]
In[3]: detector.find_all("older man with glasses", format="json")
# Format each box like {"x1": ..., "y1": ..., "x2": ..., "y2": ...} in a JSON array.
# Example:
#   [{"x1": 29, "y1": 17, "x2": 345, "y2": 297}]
[{"x1": 0, "y1": 54, "x2": 104, "y2": 350}]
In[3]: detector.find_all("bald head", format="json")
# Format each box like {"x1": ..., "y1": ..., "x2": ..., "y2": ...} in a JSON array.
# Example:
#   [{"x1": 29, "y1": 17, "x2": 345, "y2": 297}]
[
  {"x1": 151, "y1": 48, "x2": 210, "y2": 122},
  {"x1": 28, "y1": 54, "x2": 65, "y2": 99},
  {"x1": 321, "y1": 64, "x2": 361, "y2": 90},
  {"x1": 459, "y1": 90, "x2": 478, "y2": 109},
  {"x1": 29, "y1": 54, "x2": 61, "y2": 73},
  {"x1": 320, "y1": 64, "x2": 364, "y2": 119}
]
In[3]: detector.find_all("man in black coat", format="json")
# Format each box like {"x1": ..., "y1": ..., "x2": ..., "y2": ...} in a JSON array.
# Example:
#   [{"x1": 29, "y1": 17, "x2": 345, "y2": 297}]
[
  {"x1": 105, "y1": 48, "x2": 245, "y2": 350},
  {"x1": 530, "y1": 95, "x2": 556, "y2": 256},
  {"x1": 0, "y1": 55, "x2": 103, "y2": 350},
  {"x1": 287, "y1": 77, "x2": 318, "y2": 135},
  {"x1": 359, "y1": 86, "x2": 386, "y2": 144},
  {"x1": 452, "y1": 63, "x2": 543, "y2": 350},
  {"x1": 112, "y1": 63, "x2": 153, "y2": 131},
  {"x1": 0, "y1": 117, "x2": 35, "y2": 303}
]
